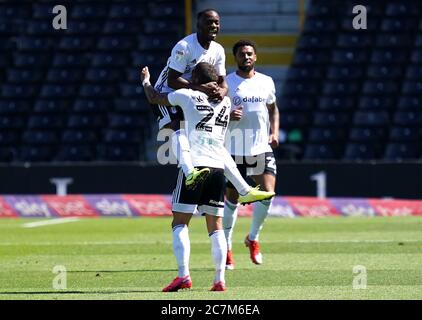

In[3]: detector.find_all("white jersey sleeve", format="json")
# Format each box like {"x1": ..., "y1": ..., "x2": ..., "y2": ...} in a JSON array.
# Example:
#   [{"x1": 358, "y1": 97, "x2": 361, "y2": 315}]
[
  {"x1": 168, "y1": 41, "x2": 190, "y2": 74},
  {"x1": 267, "y1": 77, "x2": 276, "y2": 105},
  {"x1": 167, "y1": 89, "x2": 191, "y2": 109},
  {"x1": 214, "y1": 44, "x2": 226, "y2": 76}
]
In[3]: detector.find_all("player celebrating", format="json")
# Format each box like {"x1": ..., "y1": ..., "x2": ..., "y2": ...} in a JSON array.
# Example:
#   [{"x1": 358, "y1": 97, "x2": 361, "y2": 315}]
[
  {"x1": 223, "y1": 40, "x2": 280, "y2": 269},
  {"x1": 142, "y1": 62, "x2": 275, "y2": 292},
  {"x1": 152, "y1": 9, "x2": 265, "y2": 203}
]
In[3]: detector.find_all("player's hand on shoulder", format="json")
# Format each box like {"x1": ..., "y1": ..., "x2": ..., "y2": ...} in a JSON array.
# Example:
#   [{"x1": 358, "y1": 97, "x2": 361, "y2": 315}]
[
  {"x1": 269, "y1": 133, "x2": 279, "y2": 149},
  {"x1": 230, "y1": 106, "x2": 243, "y2": 121},
  {"x1": 197, "y1": 81, "x2": 219, "y2": 95}
]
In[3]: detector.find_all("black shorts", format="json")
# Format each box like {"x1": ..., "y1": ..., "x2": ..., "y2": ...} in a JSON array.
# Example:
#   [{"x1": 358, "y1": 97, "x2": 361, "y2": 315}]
[
  {"x1": 172, "y1": 167, "x2": 225, "y2": 217},
  {"x1": 226, "y1": 152, "x2": 277, "y2": 190},
  {"x1": 151, "y1": 104, "x2": 184, "y2": 130}
]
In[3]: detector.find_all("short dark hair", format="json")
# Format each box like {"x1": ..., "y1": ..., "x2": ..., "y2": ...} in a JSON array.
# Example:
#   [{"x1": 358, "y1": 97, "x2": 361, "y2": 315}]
[
  {"x1": 192, "y1": 62, "x2": 219, "y2": 84},
  {"x1": 197, "y1": 8, "x2": 218, "y2": 21},
  {"x1": 232, "y1": 39, "x2": 257, "y2": 56}
]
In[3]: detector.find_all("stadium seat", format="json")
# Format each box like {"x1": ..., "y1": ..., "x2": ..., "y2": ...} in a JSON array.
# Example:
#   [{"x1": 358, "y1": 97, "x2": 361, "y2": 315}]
[
  {"x1": 67, "y1": 114, "x2": 105, "y2": 129},
  {"x1": 2, "y1": 84, "x2": 38, "y2": 98},
  {"x1": 389, "y1": 127, "x2": 420, "y2": 142},
  {"x1": 0, "y1": 116, "x2": 25, "y2": 129},
  {"x1": 367, "y1": 65, "x2": 403, "y2": 79},
  {"x1": 55, "y1": 145, "x2": 95, "y2": 162},
  {"x1": 0, "y1": 131, "x2": 19, "y2": 145},
  {"x1": 86, "y1": 68, "x2": 121, "y2": 82},
  {"x1": 406, "y1": 65, "x2": 422, "y2": 79},
  {"x1": 303, "y1": 144, "x2": 340, "y2": 160},
  {"x1": 332, "y1": 49, "x2": 369, "y2": 65},
  {"x1": 0, "y1": 147, "x2": 18, "y2": 162},
  {"x1": 97, "y1": 36, "x2": 133, "y2": 51},
  {"x1": 303, "y1": 17, "x2": 336, "y2": 33},
  {"x1": 349, "y1": 127, "x2": 387, "y2": 142},
  {"x1": 104, "y1": 129, "x2": 142, "y2": 144},
  {"x1": 358, "y1": 96, "x2": 395, "y2": 111},
  {"x1": 14, "y1": 53, "x2": 51, "y2": 67},
  {"x1": 397, "y1": 96, "x2": 422, "y2": 110},
  {"x1": 384, "y1": 143, "x2": 420, "y2": 160},
  {"x1": 79, "y1": 84, "x2": 116, "y2": 98},
  {"x1": 34, "y1": 100, "x2": 68, "y2": 113},
  {"x1": 52, "y1": 53, "x2": 89, "y2": 67},
  {"x1": 114, "y1": 98, "x2": 150, "y2": 112},
  {"x1": 91, "y1": 53, "x2": 127, "y2": 67},
  {"x1": 73, "y1": 100, "x2": 110, "y2": 113},
  {"x1": 308, "y1": 128, "x2": 346, "y2": 143},
  {"x1": 393, "y1": 111, "x2": 422, "y2": 126},
  {"x1": 362, "y1": 80, "x2": 399, "y2": 95},
  {"x1": 17, "y1": 36, "x2": 54, "y2": 51},
  {"x1": 40, "y1": 85, "x2": 77, "y2": 98},
  {"x1": 353, "y1": 111, "x2": 390, "y2": 127},
  {"x1": 28, "y1": 115, "x2": 63, "y2": 129},
  {"x1": 326, "y1": 65, "x2": 365, "y2": 80},
  {"x1": 410, "y1": 49, "x2": 422, "y2": 63},
  {"x1": 22, "y1": 130, "x2": 58, "y2": 144},
  {"x1": 0, "y1": 100, "x2": 31, "y2": 114},
  {"x1": 343, "y1": 143, "x2": 378, "y2": 160},
  {"x1": 402, "y1": 80, "x2": 422, "y2": 95},
  {"x1": 279, "y1": 112, "x2": 310, "y2": 129},
  {"x1": 47, "y1": 69, "x2": 84, "y2": 83},
  {"x1": 380, "y1": 18, "x2": 418, "y2": 32},
  {"x1": 371, "y1": 49, "x2": 408, "y2": 64},
  {"x1": 322, "y1": 81, "x2": 359, "y2": 95},
  {"x1": 318, "y1": 97, "x2": 355, "y2": 111},
  {"x1": 108, "y1": 114, "x2": 146, "y2": 128},
  {"x1": 375, "y1": 33, "x2": 413, "y2": 48},
  {"x1": 97, "y1": 144, "x2": 140, "y2": 161},
  {"x1": 313, "y1": 112, "x2": 350, "y2": 127},
  {"x1": 138, "y1": 35, "x2": 177, "y2": 51},
  {"x1": 293, "y1": 49, "x2": 330, "y2": 65},
  {"x1": 337, "y1": 33, "x2": 372, "y2": 48},
  {"x1": 61, "y1": 130, "x2": 97, "y2": 144},
  {"x1": 282, "y1": 81, "x2": 320, "y2": 96},
  {"x1": 19, "y1": 146, "x2": 54, "y2": 162},
  {"x1": 109, "y1": 3, "x2": 146, "y2": 18},
  {"x1": 148, "y1": 2, "x2": 184, "y2": 18},
  {"x1": 7, "y1": 68, "x2": 43, "y2": 83},
  {"x1": 297, "y1": 34, "x2": 333, "y2": 49},
  {"x1": 65, "y1": 20, "x2": 102, "y2": 35},
  {"x1": 59, "y1": 36, "x2": 95, "y2": 51},
  {"x1": 143, "y1": 19, "x2": 183, "y2": 35},
  {"x1": 385, "y1": 2, "x2": 420, "y2": 16},
  {"x1": 286, "y1": 66, "x2": 323, "y2": 80},
  {"x1": 71, "y1": 4, "x2": 109, "y2": 19}
]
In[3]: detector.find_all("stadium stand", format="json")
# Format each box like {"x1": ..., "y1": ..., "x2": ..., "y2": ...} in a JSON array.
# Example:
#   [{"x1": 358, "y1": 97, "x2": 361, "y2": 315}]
[
  {"x1": 0, "y1": 0, "x2": 185, "y2": 162},
  {"x1": 280, "y1": 0, "x2": 422, "y2": 160}
]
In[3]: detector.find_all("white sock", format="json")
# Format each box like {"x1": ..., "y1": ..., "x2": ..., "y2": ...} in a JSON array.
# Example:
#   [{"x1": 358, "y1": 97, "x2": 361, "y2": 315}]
[
  {"x1": 171, "y1": 129, "x2": 194, "y2": 177},
  {"x1": 249, "y1": 199, "x2": 272, "y2": 241},
  {"x1": 222, "y1": 148, "x2": 250, "y2": 195},
  {"x1": 223, "y1": 200, "x2": 239, "y2": 250},
  {"x1": 209, "y1": 229, "x2": 227, "y2": 283},
  {"x1": 172, "y1": 224, "x2": 190, "y2": 278}
]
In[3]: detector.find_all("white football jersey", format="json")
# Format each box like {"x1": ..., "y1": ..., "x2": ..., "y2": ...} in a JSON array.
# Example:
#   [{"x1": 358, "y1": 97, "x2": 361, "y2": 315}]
[
  {"x1": 225, "y1": 71, "x2": 276, "y2": 156},
  {"x1": 168, "y1": 89, "x2": 231, "y2": 168},
  {"x1": 154, "y1": 33, "x2": 226, "y2": 93}
]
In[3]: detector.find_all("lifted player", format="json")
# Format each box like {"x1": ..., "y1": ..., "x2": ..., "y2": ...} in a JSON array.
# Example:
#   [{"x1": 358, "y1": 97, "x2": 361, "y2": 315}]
[
  {"x1": 142, "y1": 62, "x2": 275, "y2": 292},
  {"x1": 151, "y1": 9, "x2": 259, "y2": 201}
]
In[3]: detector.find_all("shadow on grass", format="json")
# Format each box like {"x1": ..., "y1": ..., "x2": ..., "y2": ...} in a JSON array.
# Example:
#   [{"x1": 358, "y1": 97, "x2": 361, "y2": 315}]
[{"x1": 66, "y1": 268, "x2": 214, "y2": 273}]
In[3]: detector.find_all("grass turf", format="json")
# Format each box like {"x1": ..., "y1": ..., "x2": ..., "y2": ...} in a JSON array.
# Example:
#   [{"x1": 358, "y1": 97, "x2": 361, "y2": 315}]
[{"x1": 0, "y1": 216, "x2": 422, "y2": 300}]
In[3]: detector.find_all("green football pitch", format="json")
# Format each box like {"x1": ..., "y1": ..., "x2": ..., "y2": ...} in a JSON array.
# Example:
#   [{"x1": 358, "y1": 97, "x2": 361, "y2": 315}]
[{"x1": 1, "y1": 216, "x2": 422, "y2": 300}]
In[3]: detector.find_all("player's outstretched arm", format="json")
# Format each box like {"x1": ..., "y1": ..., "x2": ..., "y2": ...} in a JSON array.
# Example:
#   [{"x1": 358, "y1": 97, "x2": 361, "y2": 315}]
[
  {"x1": 168, "y1": 68, "x2": 219, "y2": 97},
  {"x1": 141, "y1": 66, "x2": 171, "y2": 106},
  {"x1": 268, "y1": 102, "x2": 280, "y2": 149}
]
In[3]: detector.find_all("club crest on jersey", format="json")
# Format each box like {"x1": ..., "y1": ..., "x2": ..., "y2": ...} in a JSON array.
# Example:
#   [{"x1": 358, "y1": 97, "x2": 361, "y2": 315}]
[
  {"x1": 192, "y1": 95, "x2": 205, "y2": 103},
  {"x1": 233, "y1": 96, "x2": 242, "y2": 106}
]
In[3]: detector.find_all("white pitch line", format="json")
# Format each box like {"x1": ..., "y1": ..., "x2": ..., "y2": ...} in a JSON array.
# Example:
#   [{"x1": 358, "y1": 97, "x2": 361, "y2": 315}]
[
  {"x1": 22, "y1": 218, "x2": 81, "y2": 229},
  {"x1": 0, "y1": 239, "x2": 420, "y2": 246}
]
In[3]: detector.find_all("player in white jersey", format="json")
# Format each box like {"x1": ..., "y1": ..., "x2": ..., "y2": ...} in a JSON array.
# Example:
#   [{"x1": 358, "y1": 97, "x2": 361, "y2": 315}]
[
  {"x1": 142, "y1": 62, "x2": 275, "y2": 292},
  {"x1": 223, "y1": 40, "x2": 280, "y2": 269},
  {"x1": 151, "y1": 9, "x2": 256, "y2": 200}
]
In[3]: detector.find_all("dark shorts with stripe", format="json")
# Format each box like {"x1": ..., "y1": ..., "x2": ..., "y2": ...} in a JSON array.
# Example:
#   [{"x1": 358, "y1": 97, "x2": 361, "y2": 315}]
[
  {"x1": 172, "y1": 167, "x2": 225, "y2": 217},
  {"x1": 151, "y1": 104, "x2": 184, "y2": 130},
  {"x1": 226, "y1": 152, "x2": 277, "y2": 189}
]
